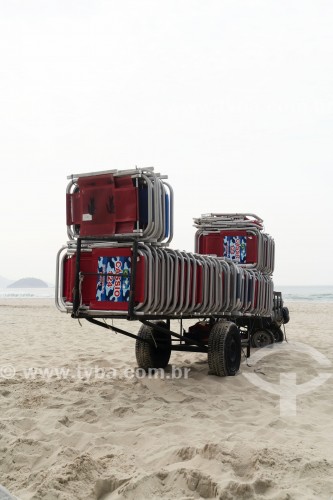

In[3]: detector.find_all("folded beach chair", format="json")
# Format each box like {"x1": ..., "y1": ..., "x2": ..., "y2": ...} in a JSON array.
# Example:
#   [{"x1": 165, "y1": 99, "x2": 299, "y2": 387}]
[
  {"x1": 66, "y1": 168, "x2": 173, "y2": 244},
  {"x1": 56, "y1": 243, "x2": 274, "y2": 318},
  {"x1": 194, "y1": 213, "x2": 275, "y2": 274}
]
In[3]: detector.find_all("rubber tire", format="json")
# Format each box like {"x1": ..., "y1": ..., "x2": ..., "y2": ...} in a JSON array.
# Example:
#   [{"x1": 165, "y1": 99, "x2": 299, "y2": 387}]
[
  {"x1": 208, "y1": 321, "x2": 241, "y2": 377},
  {"x1": 251, "y1": 329, "x2": 275, "y2": 348},
  {"x1": 271, "y1": 324, "x2": 284, "y2": 343},
  {"x1": 282, "y1": 306, "x2": 290, "y2": 324},
  {"x1": 135, "y1": 322, "x2": 171, "y2": 371}
]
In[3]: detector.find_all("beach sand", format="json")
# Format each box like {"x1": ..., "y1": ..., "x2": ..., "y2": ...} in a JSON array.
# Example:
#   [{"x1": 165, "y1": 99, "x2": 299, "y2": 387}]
[{"x1": 0, "y1": 300, "x2": 332, "y2": 499}]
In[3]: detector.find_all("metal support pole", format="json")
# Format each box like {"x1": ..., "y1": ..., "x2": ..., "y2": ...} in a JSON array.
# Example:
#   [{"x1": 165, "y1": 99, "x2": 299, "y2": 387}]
[
  {"x1": 85, "y1": 317, "x2": 151, "y2": 343},
  {"x1": 128, "y1": 240, "x2": 138, "y2": 320},
  {"x1": 72, "y1": 237, "x2": 82, "y2": 317},
  {"x1": 247, "y1": 328, "x2": 251, "y2": 358}
]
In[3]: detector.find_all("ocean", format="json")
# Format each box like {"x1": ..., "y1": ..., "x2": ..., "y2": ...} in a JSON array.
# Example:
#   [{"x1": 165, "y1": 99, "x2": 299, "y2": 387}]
[
  {"x1": 0, "y1": 288, "x2": 55, "y2": 299},
  {"x1": 0, "y1": 286, "x2": 333, "y2": 302},
  {"x1": 277, "y1": 286, "x2": 333, "y2": 303}
]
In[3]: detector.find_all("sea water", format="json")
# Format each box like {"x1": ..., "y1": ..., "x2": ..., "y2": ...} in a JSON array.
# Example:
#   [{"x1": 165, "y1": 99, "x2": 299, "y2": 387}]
[
  {"x1": 0, "y1": 286, "x2": 332, "y2": 302},
  {"x1": 0, "y1": 288, "x2": 55, "y2": 299},
  {"x1": 276, "y1": 286, "x2": 333, "y2": 302}
]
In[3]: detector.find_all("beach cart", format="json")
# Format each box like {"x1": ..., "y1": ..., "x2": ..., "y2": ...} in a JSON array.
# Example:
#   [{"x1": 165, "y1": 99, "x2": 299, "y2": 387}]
[{"x1": 56, "y1": 168, "x2": 289, "y2": 377}]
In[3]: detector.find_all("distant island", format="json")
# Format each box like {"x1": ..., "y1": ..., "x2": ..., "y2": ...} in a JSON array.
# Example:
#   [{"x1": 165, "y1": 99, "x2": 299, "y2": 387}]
[{"x1": 7, "y1": 278, "x2": 49, "y2": 288}]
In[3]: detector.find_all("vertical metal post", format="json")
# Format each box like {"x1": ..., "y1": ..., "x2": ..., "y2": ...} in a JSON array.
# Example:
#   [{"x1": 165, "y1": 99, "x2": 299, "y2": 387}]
[
  {"x1": 128, "y1": 240, "x2": 138, "y2": 320},
  {"x1": 246, "y1": 327, "x2": 251, "y2": 358},
  {"x1": 72, "y1": 237, "x2": 82, "y2": 317},
  {"x1": 135, "y1": 177, "x2": 140, "y2": 232}
]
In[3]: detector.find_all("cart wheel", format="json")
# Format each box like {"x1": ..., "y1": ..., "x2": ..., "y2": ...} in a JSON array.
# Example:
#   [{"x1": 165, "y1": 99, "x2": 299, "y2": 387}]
[
  {"x1": 271, "y1": 325, "x2": 284, "y2": 343},
  {"x1": 282, "y1": 306, "x2": 290, "y2": 324},
  {"x1": 208, "y1": 321, "x2": 241, "y2": 377},
  {"x1": 135, "y1": 322, "x2": 171, "y2": 371},
  {"x1": 251, "y1": 329, "x2": 275, "y2": 348}
]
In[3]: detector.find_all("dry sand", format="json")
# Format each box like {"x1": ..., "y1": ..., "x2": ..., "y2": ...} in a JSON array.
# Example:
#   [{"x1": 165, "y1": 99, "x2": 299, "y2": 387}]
[{"x1": 0, "y1": 300, "x2": 332, "y2": 499}]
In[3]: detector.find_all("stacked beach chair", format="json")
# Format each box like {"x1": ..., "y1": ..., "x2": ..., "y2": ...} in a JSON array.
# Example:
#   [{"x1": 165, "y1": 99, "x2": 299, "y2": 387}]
[
  {"x1": 193, "y1": 213, "x2": 275, "y2": 317},
  {"x1": 66, "y1": 167, "x2": 173, "y2": 243},
  {"x1": 56, "y1": 167, "x2": 290, "y2": 376},
  {"x1": 56, "y1": 170, "x2": 276, "y2": 319}
]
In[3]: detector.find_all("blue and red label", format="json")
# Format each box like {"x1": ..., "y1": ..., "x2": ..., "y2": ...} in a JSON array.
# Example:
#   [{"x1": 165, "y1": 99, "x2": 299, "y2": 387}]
[
  {"x1": 223, "y1": 236, "x2": 247, "y2": 264},
  {"x1": 96, "y1": 256, "x2": 131, "y2": 302}
]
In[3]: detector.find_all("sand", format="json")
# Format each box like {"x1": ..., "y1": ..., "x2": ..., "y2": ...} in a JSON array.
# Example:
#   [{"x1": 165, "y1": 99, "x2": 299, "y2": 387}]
[{"x1": 0, "y1": 300, "x2": 332, "y2": 499}]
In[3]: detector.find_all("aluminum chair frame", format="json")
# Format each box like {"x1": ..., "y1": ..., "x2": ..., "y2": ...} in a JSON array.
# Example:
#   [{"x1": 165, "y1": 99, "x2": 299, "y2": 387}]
[{"x1": 66, "y1": 168, "x2": 174, "y2": 245}]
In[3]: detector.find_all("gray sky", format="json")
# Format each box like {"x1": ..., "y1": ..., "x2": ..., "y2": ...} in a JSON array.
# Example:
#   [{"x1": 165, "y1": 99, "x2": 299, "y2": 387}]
[{"x1": 0, "y1": 0, "x2": 332, "y2": 285}]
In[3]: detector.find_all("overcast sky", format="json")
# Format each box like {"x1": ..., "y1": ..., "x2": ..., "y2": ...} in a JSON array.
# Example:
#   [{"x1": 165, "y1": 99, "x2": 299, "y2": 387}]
[{"x1": 0, "y1": 0, "x2": 332, "y2": 286}]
